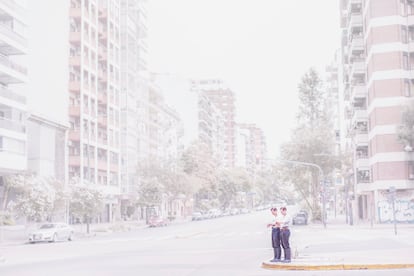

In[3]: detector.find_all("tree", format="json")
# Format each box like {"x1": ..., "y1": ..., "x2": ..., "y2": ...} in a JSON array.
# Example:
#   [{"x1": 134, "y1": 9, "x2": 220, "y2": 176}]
[
  {"x1": 280, "y1": 68, "x2": 339, "y2": 221},
  {"x1": 180, "y1": 141, "x2": 219, "y2": 210},
  {"x1": 1, "y1": 174, "x2": 27, "y2": 211},
  {"x1": 12, "y1": 175, "x2": 56, "y2": 223},
  {"x1": 397, "y1": 102, "x2": 414, "y2": 148},
  {"x1": 69, "y1": 180, "x2": 104, "y2": 233}
]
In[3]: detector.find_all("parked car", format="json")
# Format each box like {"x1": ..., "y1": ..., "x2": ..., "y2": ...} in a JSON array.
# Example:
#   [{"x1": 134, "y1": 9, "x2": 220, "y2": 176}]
[
  {"x1": 298, "y1": 209, "x2": 309, "y2": 219},
  {"x1": 148, "y1": 216, "x2": 169, "y2": 227},
  {"x1": 191, "y1": 212, "x2": 203, "y2": 221},
  {"x1": 292, "y1": 213, "x2": 308, "y2": 225},
  {"x1": 28, "y1": 222, "x2": 75, "y2": 243}
]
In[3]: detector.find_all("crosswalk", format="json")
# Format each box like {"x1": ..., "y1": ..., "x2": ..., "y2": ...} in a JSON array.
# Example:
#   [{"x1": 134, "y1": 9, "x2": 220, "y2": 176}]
[{"x1": 86, "y1": 230, "x2": 271, "y2": 244}]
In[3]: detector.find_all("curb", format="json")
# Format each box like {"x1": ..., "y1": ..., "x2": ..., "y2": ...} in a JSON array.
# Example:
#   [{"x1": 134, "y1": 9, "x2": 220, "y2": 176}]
[{"x1": 262, "y1": 262, "x2": 414, "y2": 270}]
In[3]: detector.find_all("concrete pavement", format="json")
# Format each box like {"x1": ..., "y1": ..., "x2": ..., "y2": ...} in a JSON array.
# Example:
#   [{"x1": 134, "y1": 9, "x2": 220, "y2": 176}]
[{"x1": 262, "y1": 216, "x2": 414, "y2": 270}]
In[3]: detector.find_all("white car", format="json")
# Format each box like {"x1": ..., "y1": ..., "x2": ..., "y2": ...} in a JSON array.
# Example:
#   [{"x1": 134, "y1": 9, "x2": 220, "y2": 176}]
[{"x1": 28, "y1": 223, "x2": 75, "y2": 243}]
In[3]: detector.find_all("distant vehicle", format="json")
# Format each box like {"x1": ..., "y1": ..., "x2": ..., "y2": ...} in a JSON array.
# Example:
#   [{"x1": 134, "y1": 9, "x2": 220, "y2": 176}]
[
  {"x1": 240, "y1": 208, "x2": 250, "y2": 214},
  {"x1": 292, "y1": 213, "x2": 308, "y2": 225},
  {"x1": 192, "y1": 212, "x2": 203, "y2": 221},
  {"x1": 28, "y1": 223, "x2": 74, "y2": 243},
  {"x1": 148, "y1": 216, "x2": 169, "y2": 227},
  {"x1": 298, "y1": 210, "x2": 309, "y2": 220},
  {"x1": 230, "y1": 208, "x2": 240, "y2": 216}
]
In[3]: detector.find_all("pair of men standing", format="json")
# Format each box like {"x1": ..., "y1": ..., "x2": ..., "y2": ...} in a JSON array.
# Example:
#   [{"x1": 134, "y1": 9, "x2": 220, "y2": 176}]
[{"x1": 267, "y1": 207, "x2": 291, "y2": 263}]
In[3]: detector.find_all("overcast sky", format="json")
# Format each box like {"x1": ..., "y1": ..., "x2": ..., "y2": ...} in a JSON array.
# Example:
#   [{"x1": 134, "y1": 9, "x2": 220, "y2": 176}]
[{"x1": 147, "y1": 0, "x2": 340, "y2": 157}]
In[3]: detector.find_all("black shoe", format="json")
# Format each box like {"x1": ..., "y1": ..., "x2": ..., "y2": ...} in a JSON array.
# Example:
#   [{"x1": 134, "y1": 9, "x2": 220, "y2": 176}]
[
  {"x1": 270, "y1": 259, "x2": 281, "y2": 263},
  {"x1": 282, "y1": 259, "x2": 291, "y2": 263}
]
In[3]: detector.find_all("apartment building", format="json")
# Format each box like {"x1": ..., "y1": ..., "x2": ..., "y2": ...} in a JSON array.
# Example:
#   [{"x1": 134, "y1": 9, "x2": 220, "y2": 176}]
[
  {"x1": 119, "y1": 0, "x2": 148, "y2": 196},
  {"x1": 340, "y1": 0, "x2": 414, "y2": 223},
  {"x1": 145, "y1": 78, "x2": 183, "y2": 162},
  {"x1": 191, "y1": 79, "x2": 236, "y2": 168},
  {"x1": 68, "y1": 0, "x2": 122, "y2": 222},
  {"x1": 0, "y1": 0, "x2": 28, "y2": 180},
  {"x1": 235, "y1": 123, "x2": 267, "y2": 174}
]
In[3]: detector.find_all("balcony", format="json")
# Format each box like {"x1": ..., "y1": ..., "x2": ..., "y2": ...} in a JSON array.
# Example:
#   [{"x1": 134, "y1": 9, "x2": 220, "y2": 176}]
[
  {"x1": 98, "y1": 47, "x2": 107, "y2": 60},
  {"x1": 354, "y1": 132, "x2": 368, "y2": 145},
  {"x1": 348, "y1": 13, "x2": 363, "y2": 33},
  {"x1": 69, "y1": 56, "x2": 81, "y2": 67},
  {"x1": 70, "y1": 7, "x2": 81, "y2": 18},
  {"x1": 0, "y1": 0, "x2": 27, "y2": 24},
  {"x1": 0, "y1": 117, "x2": 25, "y2": 133},
  {"x1": 69, "y1": 105, "x2": 80, "y2": 116},
  {"x1": 98, "y1": 6, "x2": 108, "y2": 21},
  {"x1": 110, "y1": 163, "x2": 118, "y2": 172},
  {"x1": 68, "y1": 130, "x2": 80, "y2": 141},
  {"x1": 98, "y1": 160, "x2": 107, "y2": 170},
  {"x1": 98, "y1": 69, "x2": 107, "y2": 82},
  {"x1": 0, "y1": 55, "x2": 27, "y2": 84},
  {"x1": 0, "y1": 23, "x2": 28, "y2": 55},
  {"x1": 69, "y1": 32, "x2": 81, "y2": 43},
  {"x1": 350, "y1": 84, "x2": 365, "y2": 101},
  {"x1": 98, "y1": 31, "x2": 107, "y2": 42},
  {"x1": 98, "y1": 115, "x2": 107, "y2": 127},
  {"x1": 0, "y1": 150, "x2": 26, "y2": 173},
  {"x1": 349, "y1": 60, "x2": 365, "y2": 77},
  {"x1": 69, "y1": 81, "x2": 80, "y2": 91},
  {"x1": 0, "y1": 86, "x2": 25, "y2": 104},
  {"x1": 349, "y1": 36, "x2": 363, "y2": 54},
  {"x1": 352, "y1": 109, "x2": 368, "y2": 124},
  {"x1": 98, "y1": 92, "x2": 107, "y2": 104},
  {"x1": 355, "y1": 157, "x2": 369, "y2": 169},
  {"x1": 68, "y1": 155, "x2": 81, "y2": 166}
]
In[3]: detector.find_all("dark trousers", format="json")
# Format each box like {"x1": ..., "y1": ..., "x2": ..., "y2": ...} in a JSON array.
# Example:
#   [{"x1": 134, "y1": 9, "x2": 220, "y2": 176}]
[
  {"x1": 271, "y1": 228, "x2": 281, "y2": 260},
  {"x1": 281, "y1": 228, "x2": 291, "y2": 260}
]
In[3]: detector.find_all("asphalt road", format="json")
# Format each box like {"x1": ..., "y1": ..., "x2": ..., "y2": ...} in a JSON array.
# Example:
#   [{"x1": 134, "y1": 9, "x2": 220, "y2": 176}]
[{"x1": 0, "y1": 210, "x2": 413, "y2": 276}]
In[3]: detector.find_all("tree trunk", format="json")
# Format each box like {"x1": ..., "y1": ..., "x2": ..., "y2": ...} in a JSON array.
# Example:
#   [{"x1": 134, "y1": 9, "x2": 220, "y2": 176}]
[{"x1": 311, "y1": 172, "x2": 321, "y2": 221}]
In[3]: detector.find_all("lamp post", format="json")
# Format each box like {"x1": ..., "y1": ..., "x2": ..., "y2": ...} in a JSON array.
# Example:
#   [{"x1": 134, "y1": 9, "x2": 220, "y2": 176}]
[{"x1": 266, "y1": 158, "x2": 326, "y2": 229}]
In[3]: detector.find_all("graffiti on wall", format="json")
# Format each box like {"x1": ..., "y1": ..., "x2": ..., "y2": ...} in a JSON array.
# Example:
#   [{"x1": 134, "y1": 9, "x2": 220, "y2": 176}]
[{"x1": 378, "y1": 199, "x2": 414, "y2": 223}]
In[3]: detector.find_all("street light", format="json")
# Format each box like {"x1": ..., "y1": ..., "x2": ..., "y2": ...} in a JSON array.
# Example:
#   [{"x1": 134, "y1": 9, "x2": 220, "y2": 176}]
[{"x1": 265, "y1": 158, "x2": 327, "y2": 229}]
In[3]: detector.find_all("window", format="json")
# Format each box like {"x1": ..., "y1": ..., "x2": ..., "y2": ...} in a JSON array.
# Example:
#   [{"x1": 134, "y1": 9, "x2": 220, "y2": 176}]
[
  {"x1": 408, "y1": 161, "x2": 414, "y2": 179},
  {"x1": 402, "y1": 26, "x2": 408, "y2": 43},
  {"x1": 403, "y1": 52, "x2": 409, "y2": 70},
  {"x1": 404, "y1": 79, "x2": 411, "y2": 97}
]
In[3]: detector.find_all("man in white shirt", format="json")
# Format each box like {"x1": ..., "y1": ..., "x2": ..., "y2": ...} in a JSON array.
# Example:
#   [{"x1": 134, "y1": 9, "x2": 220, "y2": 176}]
[
  {"x1": 279, "y1": 206, "x2": 291, "y2": 262},
  {"x1": 266, "y1": 207, "x2": 281, "y2": 262}
]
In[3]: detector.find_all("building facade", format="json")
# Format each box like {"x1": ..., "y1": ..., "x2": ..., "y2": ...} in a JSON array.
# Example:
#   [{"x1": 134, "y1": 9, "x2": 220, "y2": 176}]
[
  {"x1": 0, "y1": 0, "x2": 28, "y2": 209},
  {"x1": 340, "y1": 0, "x2": 414, "y2": 223},
  {"x1": 235, "y1": 123, "x2": 267, "y2": 175},
  {"x1": 191, "y1": 79, "x2": 236, "y2": 168},
  {"x1": 68, "y1": 0, "x2": 122, "y2": 222},
  {"x1": 0, "y1": 0, "x2": 28, "y2": 177},
  {"x1": 119, "y1": 0, "x2": 148, "y2": 197}
]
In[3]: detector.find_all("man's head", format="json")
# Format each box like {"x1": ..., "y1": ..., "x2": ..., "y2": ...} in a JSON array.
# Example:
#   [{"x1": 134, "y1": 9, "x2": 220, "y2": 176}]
[
  {"x1": 270, "y1": 207, "x2": 277, "y2": 215},
  {"x1": 280, "y1": 207, "x2": 287, "y2": 215}
]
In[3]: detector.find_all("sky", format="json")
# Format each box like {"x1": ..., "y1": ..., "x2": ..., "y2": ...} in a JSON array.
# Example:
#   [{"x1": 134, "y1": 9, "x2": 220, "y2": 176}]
[{"x1": 147, "y1": 0, "x2": 340, "y2": 157}]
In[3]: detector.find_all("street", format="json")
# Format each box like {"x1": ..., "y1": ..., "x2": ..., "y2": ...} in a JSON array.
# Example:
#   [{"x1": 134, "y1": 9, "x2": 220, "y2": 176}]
[{"x1": 0, "y1": 210, "x2": 414, "y2": 276}]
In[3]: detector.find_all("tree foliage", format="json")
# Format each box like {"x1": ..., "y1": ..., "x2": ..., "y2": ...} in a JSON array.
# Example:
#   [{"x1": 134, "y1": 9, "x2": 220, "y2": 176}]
[
  {"x1": 279, "y1": 68, "x2": 339, "y2": 220},
  {"x1": 69, "y1": 180, "x2": 104, "y2": 221},
  {"x1": 397, "y1": 102, "x2": 414, "y2": 148}
]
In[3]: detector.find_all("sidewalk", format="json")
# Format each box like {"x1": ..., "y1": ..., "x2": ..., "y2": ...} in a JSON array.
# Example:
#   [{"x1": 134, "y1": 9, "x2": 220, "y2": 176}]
[
  {"x1": 0, "y1": 220, "x2": 148, "y2": 247},
  {"x1": 263, "y1": 218, "x2": 414, "y2": 270},
  {"x1": 0, "y1": 217, "x2": 192, "y2": 247}
]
